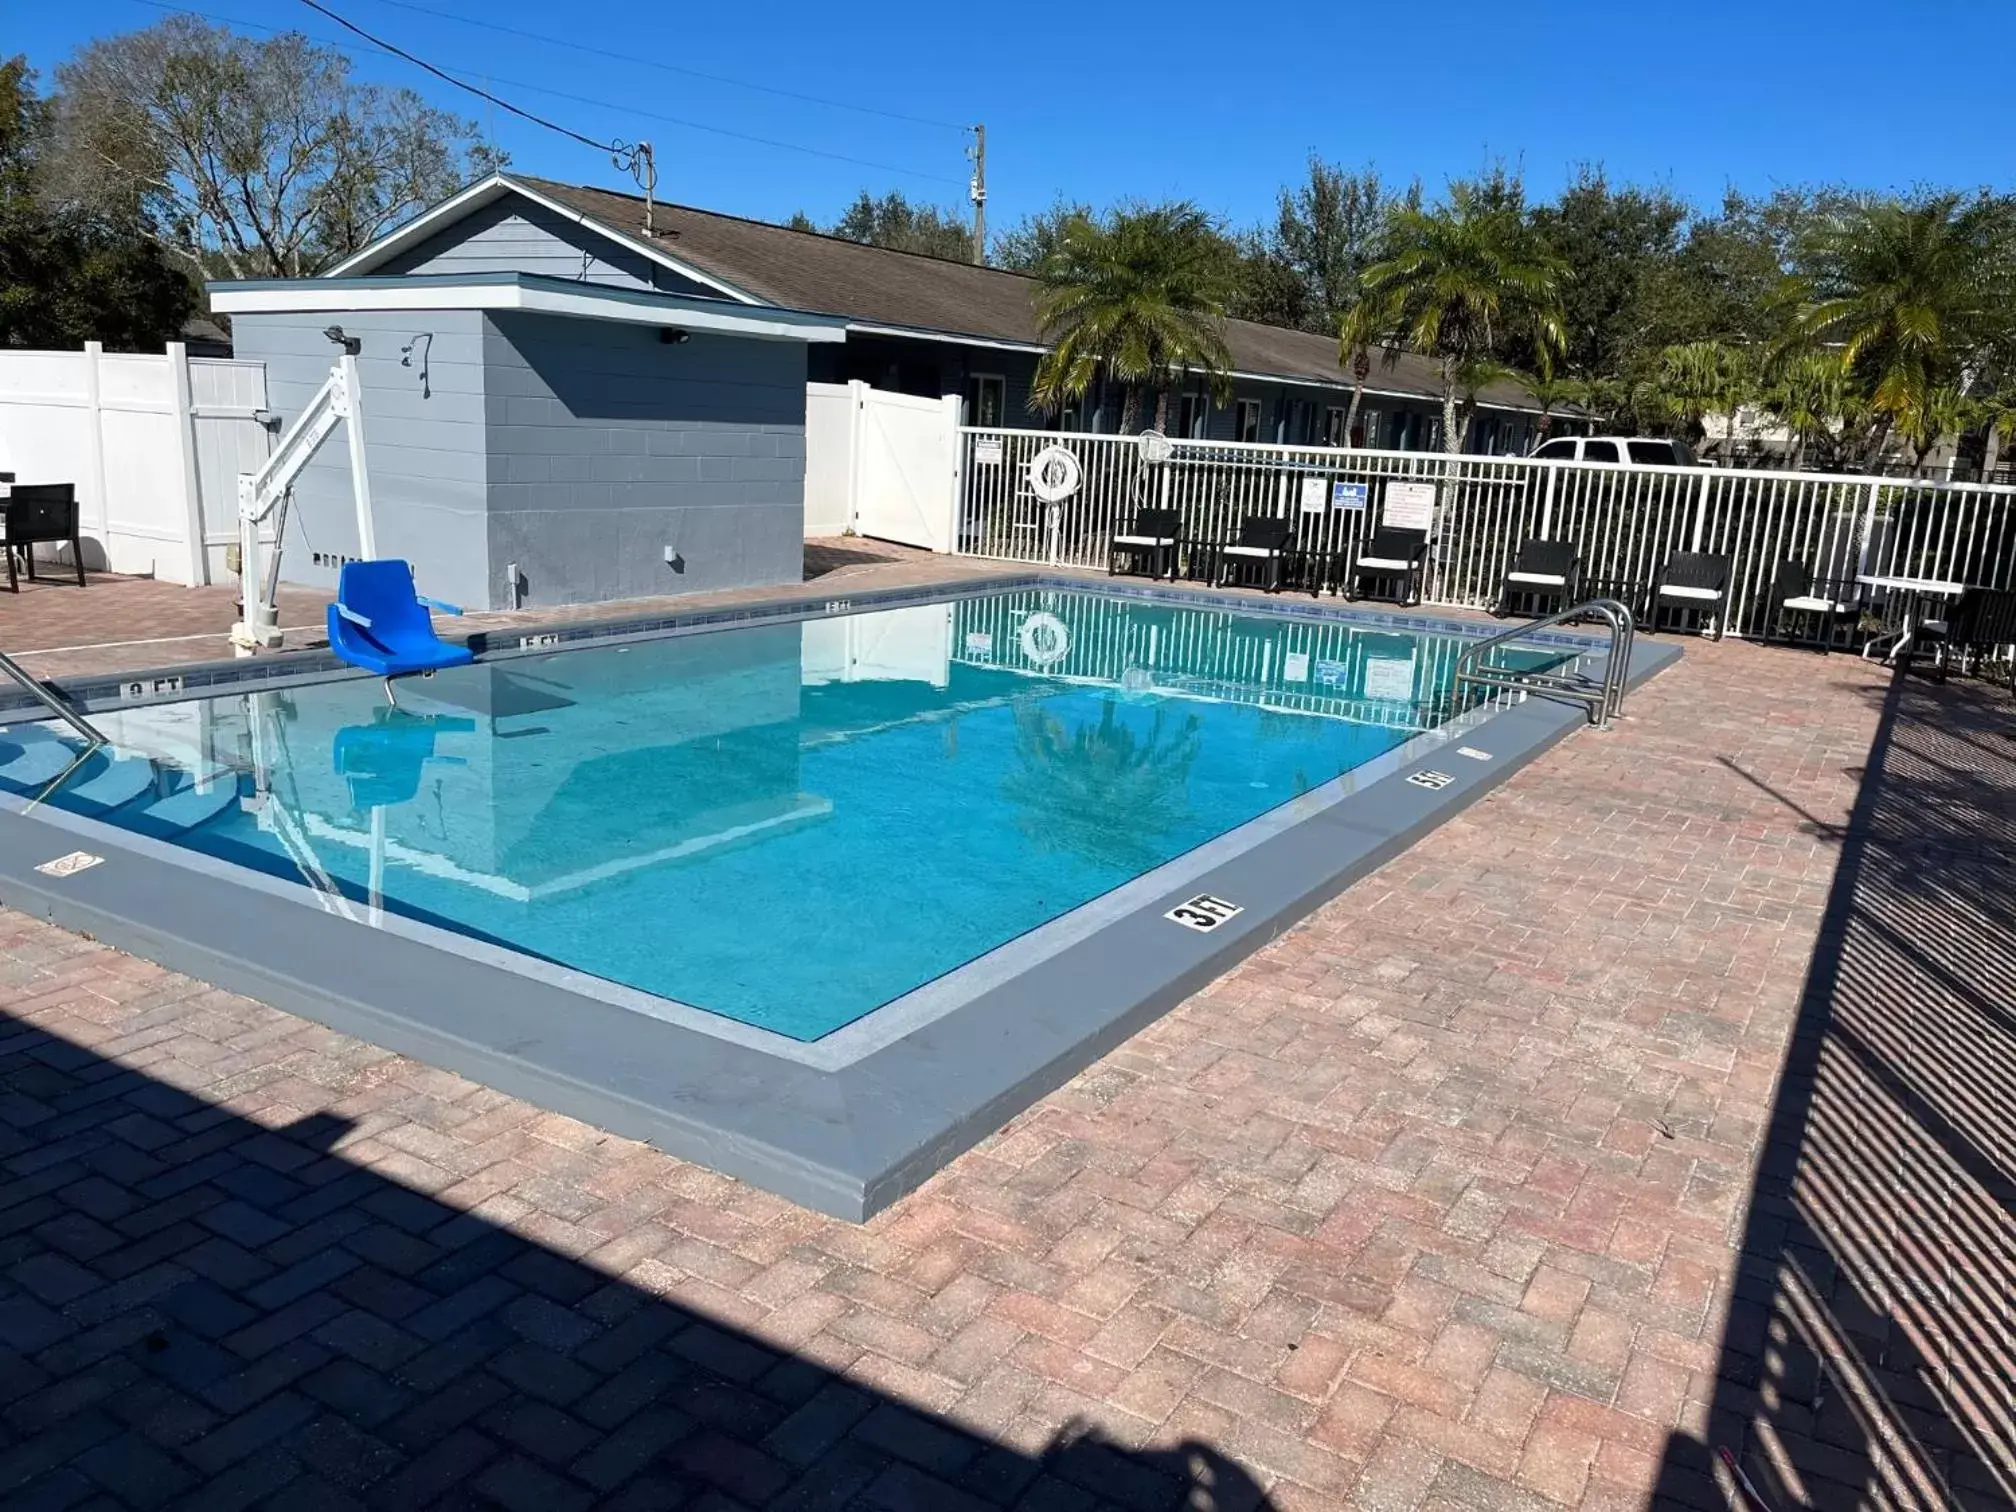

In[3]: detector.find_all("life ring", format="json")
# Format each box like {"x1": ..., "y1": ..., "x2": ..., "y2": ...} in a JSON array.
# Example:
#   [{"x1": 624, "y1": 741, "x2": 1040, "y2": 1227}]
[
  {"x1": 1018, "y1": 611, "x2": 1071, "y2": 667},
  {"x1": 1026, "y1": 445, "x2": 1083, "y2": 503}
]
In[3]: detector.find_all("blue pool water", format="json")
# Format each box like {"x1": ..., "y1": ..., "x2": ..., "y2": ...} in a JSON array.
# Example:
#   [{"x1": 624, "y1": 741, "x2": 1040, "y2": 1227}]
[{"x1": 2, "y1": 589, "x2": 1564, "y2": 1040}]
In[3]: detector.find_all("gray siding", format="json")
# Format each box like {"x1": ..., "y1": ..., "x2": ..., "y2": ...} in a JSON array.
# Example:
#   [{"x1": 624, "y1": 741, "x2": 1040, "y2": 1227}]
[
  {"x1": 382, "y1": 194, "x2": 728, "y2": 299},
  {"x1": 229, "y1": 311, "x2": 493, "y2": 611},
  {"x1": 481, "y1": 312, "x2": 806, "y2": 607}
]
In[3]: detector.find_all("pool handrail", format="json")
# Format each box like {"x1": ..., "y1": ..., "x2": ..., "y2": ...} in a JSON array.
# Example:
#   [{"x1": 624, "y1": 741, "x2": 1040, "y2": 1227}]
[{"x1": 1453, "y1": 598, "x2": 1636, "y2": 730}]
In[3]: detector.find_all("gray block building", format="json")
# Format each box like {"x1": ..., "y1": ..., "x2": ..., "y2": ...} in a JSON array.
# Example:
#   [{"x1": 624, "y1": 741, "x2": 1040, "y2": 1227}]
[{"x1": 212, "y1": 272, "x2": 843, "y2": 611}]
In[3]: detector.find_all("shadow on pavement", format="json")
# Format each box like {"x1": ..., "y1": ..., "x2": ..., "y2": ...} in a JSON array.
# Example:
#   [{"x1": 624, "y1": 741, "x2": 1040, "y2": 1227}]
[
  {"x1": 0, "y1": 1007, "x2": 1274, "y2": 1508},
  {"x1": 1651, "y1": 670, "x2": 2016, "y2": 1510}
]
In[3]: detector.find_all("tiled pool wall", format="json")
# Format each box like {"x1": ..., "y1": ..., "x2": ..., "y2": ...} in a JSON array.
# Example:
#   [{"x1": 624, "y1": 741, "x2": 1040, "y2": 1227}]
[{"x1": 1, "y1": 572, "x2": 1619, "y2": 721}]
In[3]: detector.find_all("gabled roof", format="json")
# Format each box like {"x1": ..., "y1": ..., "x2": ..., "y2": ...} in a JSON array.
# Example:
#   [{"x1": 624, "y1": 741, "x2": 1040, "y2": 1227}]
[{"x1": 330, "y1": 173, "x2": 1558, "y2": 415}]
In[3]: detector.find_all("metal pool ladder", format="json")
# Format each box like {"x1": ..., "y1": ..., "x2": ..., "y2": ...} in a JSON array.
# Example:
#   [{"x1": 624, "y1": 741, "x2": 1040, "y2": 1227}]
[
  {"x1": 0, "y1": 649, "x2": 108, "y2": 751},
  {"x1": 1454, "y1": 599, "x2": 1636, "y2": 730}
]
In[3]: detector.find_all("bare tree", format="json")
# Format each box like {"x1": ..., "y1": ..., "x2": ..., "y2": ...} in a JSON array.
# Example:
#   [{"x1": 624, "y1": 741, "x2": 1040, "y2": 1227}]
[{"x1": 46, "y1": 17, "x2": 494, "y2": 278}]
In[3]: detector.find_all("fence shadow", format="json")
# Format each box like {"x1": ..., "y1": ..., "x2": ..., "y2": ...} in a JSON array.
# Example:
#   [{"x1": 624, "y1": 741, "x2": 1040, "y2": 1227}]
[
  {"x1": 1651, "y1": 670, "x2": 2016, "y2": 1510},
  {"x1": 0, "y1": 1003, "x2": 1274, "y2": 1508}
]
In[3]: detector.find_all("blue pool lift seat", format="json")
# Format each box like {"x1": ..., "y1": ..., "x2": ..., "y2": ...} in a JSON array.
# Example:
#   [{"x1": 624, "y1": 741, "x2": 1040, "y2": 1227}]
[{"x1": 327, "y1": 560, "x2": 474, "y2": 692}]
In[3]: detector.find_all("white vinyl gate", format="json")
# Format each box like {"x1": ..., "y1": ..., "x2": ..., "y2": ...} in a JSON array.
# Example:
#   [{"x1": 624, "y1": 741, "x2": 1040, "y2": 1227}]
[{"x1": 802, "y1": 380, "x2": 959, "y2": 552}]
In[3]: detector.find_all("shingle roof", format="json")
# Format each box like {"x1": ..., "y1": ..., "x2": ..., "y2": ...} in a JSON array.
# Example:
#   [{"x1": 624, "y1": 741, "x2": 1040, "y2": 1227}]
[{"x1": 512, "y1": 175, "x2": 1551, "y2": 414}]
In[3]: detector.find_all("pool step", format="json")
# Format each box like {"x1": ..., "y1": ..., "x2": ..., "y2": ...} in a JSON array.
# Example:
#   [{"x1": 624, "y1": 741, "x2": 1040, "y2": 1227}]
[
  {"x1": 0, "y1": 728, "x2": 95, "y2": 791},
  {"x1": 129, "y1": 778, "x2": 241, "y2": 837},
  {"x1": 62, "y1": 758, "x2": 159, "y2": 816}
]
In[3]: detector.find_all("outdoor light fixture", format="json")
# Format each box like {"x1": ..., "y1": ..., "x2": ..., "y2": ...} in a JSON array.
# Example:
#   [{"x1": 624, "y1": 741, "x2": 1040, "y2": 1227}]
[
  {"x1": 660, "y1": 328, "x2": 691, "y2": 345},
  {"x1": 323, "y1": 325, "x2": 362, "y2": 355}
]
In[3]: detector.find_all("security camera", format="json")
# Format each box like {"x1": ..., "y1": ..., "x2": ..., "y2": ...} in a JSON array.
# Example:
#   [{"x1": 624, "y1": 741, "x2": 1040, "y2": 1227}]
[
  {"x1": 660, "y1": 328, "x2": 691, "y2": 345},
  {"x1": 323, "y1": 326, "x2": 362, "y2": 354}
]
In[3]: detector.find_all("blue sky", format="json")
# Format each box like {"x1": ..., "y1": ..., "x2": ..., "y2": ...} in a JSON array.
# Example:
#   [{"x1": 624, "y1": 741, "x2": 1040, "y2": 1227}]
[{"x1": 17, "y1": 0, "x2": 2015, "y2": 240}]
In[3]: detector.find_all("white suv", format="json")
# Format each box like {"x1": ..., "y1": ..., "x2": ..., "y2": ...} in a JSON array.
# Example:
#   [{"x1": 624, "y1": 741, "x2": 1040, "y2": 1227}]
[{"x1": 1529, "y1": 436, "x2": 1700, "y2": 466}]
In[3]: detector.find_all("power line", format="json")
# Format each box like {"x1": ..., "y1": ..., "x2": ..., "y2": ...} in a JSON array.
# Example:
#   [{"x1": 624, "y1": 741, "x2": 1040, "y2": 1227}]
[
  {"x1": 302, "y1": 0, "x2": 612, "y2": 152},
  {"x1": 354, "y1": 0, "x2": 970, "y2": 134},
  {"x1": 114, "y1": 0, "x2": 963, "y2": 185}
]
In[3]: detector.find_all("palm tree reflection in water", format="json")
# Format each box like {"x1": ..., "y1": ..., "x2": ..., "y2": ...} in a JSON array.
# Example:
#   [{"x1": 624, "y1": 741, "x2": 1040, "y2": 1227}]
[{"x1": 1001, "y1": 697, "x2": 1203, "y2": 874}]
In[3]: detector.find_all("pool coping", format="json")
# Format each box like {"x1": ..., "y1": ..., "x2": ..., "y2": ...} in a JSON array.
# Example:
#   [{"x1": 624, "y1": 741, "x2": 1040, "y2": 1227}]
[{"x1": 0, "y1": 576, "x2": 1683, "y2": 1219}]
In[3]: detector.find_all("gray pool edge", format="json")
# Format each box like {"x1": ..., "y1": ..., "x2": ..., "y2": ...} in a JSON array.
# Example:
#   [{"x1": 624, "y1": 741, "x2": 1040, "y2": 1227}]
[{"x1": 0, "y1": 587, "x2": 1683, "y2": 1221}]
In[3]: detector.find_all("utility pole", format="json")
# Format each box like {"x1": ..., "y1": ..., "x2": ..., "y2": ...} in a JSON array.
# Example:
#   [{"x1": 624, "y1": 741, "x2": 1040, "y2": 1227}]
[{"x1": 968, "y1": 124, "x2": 986, "y2": 265}]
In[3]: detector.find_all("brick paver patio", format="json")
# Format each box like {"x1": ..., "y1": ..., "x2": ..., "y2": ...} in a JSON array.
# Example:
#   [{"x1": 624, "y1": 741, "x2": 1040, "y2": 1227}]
[{"x1": 0, "y1": 558, "x2": 2010, "y2": 1509}]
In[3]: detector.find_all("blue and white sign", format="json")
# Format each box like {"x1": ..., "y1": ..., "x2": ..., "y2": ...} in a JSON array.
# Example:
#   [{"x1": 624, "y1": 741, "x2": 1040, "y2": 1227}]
[
  {"x1": 1332, "y1": 482, "x2": 1369, "y2": 511},
  {"x1": 1313, "y1": 658, "x2": 1349, "y2": 686}
]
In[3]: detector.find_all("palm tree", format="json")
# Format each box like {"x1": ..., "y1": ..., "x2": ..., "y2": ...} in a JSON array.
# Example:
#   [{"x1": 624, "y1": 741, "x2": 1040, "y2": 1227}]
[
  {"x1": 1518, "y1": 371, "x2": 1587, "y2": 441},
  {"x1": 1653, "y1": 341, "x2": 1755, "y2": 456},
  {"x1": 1029, "y1": 204, "x2": 1235, "y2": 433},
  {"x1": 1354, "y1": 181, "x2": 1568, "y2": 455},
  {"x1": 1763, "y1": 351, "x2": 1849, "y2": 471},
  {"x1": 1784, "y1": 193, "x2": 2012, "y2": 468},
  {"x1": 1336, "y1": 296, "x2": 1380, "y2": 446}
]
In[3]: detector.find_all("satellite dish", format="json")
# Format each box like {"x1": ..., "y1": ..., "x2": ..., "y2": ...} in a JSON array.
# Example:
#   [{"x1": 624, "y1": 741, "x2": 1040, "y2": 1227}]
[
  {"x1": 1137, "y1": 429, "x2": 1175, "y2": 465},
  {"x1": 1026, "y1": 445, "x2": 1083, "y2": 503}
]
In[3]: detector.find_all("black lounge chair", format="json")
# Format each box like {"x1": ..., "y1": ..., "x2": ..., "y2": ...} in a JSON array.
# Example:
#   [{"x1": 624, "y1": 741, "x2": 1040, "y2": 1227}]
[
  {"x1": 3, "y1": 483, "x2": 85, "y2": 591},
  {"x1": 1216, "y1": 516, "x2": 1294, "y2": 593},
  {"x1": 1343, "y1": 527, "x2": 1429, "y2": 606},
  {"x1": 1765, "y1": 560, "x2": 1858, "y2": 651},
  {"x1": 1108, "y1": 507, "x2": 1183, "y2": 581},
  {"x1": 1494, "y1": 539, "x2": 1581, "y2": 619},
  {"x1": 1651, "y1": 551, "x2": 1730, "y2": 639}
]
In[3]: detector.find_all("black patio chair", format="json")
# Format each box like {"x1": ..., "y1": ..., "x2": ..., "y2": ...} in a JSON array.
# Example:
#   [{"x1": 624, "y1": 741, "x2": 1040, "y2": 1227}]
[
  {"x1": 1343, "y1": 527, "x2": 1429, "y2": 606},
  {"x1": 1108, "y1": 507, "x2": 1183, "y2": 581},
  {"x1": 1931, "y1": 586, "x2": 2016, "y2": 684},
  {"x1": 3, "y1": 483, "x2": 85, "y2": 592},
  {"x1": 1765, "y1": 560, "x2": 1858, "y2": 651},
  {"x1": 1215, "y1": 516, "x2": 1294, "y2": 593},
  {"x1": 1493, "y1": 538, "x2": 1581, "y2": 619},
  {"x1": 1650, "y1": 551, "x2": 1730, "y2": 639}
]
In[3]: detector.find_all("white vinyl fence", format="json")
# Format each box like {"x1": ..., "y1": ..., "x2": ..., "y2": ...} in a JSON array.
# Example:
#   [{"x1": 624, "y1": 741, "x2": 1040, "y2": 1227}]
[
  {"x1": 0, "y1": 342, "x2": 271, "y2": 586},
  {"x1": 804, "y1": 380, "x2": 961, "y2": 551},
  {"x1": 957, "y1": 429, "x2": 2016, "y2": 637}
]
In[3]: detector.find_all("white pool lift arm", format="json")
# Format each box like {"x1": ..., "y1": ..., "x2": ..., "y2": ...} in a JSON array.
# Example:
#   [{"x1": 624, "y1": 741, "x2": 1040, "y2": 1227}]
[{"x1": 231, "y1": 334, "x2": 377, "y2": 654}]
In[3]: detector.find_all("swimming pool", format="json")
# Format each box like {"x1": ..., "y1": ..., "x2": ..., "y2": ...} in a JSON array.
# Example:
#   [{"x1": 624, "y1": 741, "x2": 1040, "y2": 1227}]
[
  {"x1": 4, "y1": 587, "x2": 1561, "y2": 1040},
  {"x1": 0, "y1": 579, "x2": 1673, "y2": 1216}
]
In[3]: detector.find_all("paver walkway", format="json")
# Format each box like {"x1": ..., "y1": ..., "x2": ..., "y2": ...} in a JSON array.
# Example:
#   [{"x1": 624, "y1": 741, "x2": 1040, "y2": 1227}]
[{"x1": 0, "y1": 565, "x2": 2009, "y2": 1509}]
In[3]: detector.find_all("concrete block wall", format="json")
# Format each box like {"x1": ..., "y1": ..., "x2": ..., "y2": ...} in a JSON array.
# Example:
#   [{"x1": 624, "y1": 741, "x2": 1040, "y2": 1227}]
[
  {"x1": 481, "y1": 313, "x2": 807, "y2": 608},
  {"x1": 228, "y1": 311, "x2": 495, "y2": 612}
]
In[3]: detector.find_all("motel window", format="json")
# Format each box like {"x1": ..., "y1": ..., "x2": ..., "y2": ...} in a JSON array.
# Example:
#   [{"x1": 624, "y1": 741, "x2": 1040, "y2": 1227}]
[
  {"x1": 1324, "y1": 407, "x2": 1346, "y2": 447},
  {"x1": 1359, "y1": 409, "x2": 1381, "y2": 448},
  {"x1": 965, "y1": 374, "x2": 1006, "y2": 428},
  {"x1": 1178, "y1": 394, "x2": 1207, "y2": 439},
  {"x1": 1235, "y1": 400, "x2": 1262, "y2": 443}
]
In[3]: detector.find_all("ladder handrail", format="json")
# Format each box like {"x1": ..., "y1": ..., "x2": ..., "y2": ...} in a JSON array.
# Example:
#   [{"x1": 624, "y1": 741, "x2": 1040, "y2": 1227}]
[
  {"x1": 0, "y1": 650, "x2": 109, "y2": 751},
  {"x1": 1455, "y1": 599, "x2": 1637, "y2": 728}
]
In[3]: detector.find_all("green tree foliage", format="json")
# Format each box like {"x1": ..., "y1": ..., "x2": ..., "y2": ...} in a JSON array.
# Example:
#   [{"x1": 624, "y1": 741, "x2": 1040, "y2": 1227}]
[
  {"x1": 47, "y1": 17, "x2": 492, "y2": 278},
  {"x1": 814, "y1": 190, "x2": 973, "y2": 260},
  {"x1": 0, "y1": 57, "x2": 194, "y2": 350},
  {"x1": 1783, "y1": 192, "x2": 2015, "y2": 465},
  {"x1": 1029, "y1": 203, "x2": 1235, "y2": 433},
  {"x1": 990, "y1": 197, "x2": 1092, "y2": 272},
  {"x1": 1530, "y1": 168, "x2": 1686, "y2": 377},
  {"x1": 1354, "y1": 178, "x2": 1568, "y2": 454}
]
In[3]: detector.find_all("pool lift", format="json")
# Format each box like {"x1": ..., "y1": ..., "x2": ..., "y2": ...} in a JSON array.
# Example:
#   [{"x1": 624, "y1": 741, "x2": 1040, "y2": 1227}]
[
  {"x1": 231, "y1": 327, "x2": 472, "y2": 704},
  {"x1": 231, "y1": 326, "x2": 376, "y2": 657}
]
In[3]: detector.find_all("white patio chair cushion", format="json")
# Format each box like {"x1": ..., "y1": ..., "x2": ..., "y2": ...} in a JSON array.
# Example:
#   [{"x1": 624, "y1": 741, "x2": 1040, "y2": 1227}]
[
  {"x1": 1782, "y1": 595, "x2": 1852, "y2": 614},
  {"x1": 1659, "y1": 584, "x2": 1724, "y2": 601},
  {"x1": 1113, "y1": 534, "x2": 1176, "y2": 547},
  {"x1": 1921, "y1": 619, "x2": 1950, "y2": 634},
  {"x1": 1506, "y1": 571, "x2": 1568, "y2": 586},
  {"x1": 1223, "y1": 544, "x2": 1283, "y2": 558},
  {"x1": 1356, "y1": 556, "x2": 1415, "y2": 571}
]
